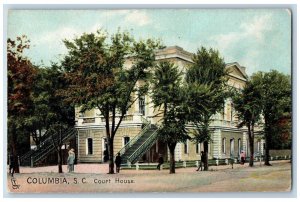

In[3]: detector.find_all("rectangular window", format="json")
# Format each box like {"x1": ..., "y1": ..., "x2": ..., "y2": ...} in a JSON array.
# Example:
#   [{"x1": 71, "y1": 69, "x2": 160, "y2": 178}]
[
  {"x1": 123, "y1": 136, "x2": 130, "y2": 147},
  {"x1": 139, "y1": 95, "x2": 145, "y2": 115},
  {"x1": 87, "y1": 138, "x2": 93, "y2": 155},
  {"x1": 184, "y1": 140, "x2": 188, "y2": 154},
  {"x1": 257, "y1": 141, "x2": 261, "y2": 153},
  {"x1": 196, "y1": 143, "x2": 200, "y2": 154}
]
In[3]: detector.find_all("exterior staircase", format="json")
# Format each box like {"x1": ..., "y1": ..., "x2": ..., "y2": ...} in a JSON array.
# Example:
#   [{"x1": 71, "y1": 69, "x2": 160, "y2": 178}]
[
  {"x1": 20, "y1": 127, "x2": 77, "y2": 167},
  {"x1": 117, "y1": 121, "x2": 159, "y2": 165}
]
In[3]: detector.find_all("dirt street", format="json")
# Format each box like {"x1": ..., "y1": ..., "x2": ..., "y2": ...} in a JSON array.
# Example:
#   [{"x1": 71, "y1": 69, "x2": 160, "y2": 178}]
[{"x1": 6, "y1": 160, "x2": 291, "y2": 193}]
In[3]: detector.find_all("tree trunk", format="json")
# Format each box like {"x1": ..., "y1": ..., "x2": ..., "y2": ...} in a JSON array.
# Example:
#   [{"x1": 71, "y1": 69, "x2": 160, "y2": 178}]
[
  {"x1": 108, "y1": 138, "x2": 115, "y2": 174},
  {"x1": 248, "y1": 124, "x2": 254, "y2": 167},
  {"x1": 11, "y1": 127, "x2": 20, "y2": 173},
  {"x1": 203, "y1": 141, "x2": 209, "y2": 171},
  {"x1": 58, "y1": 147, "x2": 63, "y2": 173},
  {"x1": 168, "y1": 143, "x2": 176, "y2": 174}
]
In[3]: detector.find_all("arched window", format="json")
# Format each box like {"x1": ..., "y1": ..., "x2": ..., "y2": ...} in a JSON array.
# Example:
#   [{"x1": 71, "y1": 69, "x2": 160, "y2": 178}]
[
  {"x1": 222, "y1": 138, "x2": 226, "y2": 154},
  {"x1": 230, "y1": 138, "x2": 235, "y2": 156},
  {"x1": 238, "y1": 138, "x2": 241, "y2": 155}
]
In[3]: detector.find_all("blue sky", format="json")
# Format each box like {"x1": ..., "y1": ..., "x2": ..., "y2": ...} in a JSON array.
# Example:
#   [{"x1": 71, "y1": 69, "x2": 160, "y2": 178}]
[{"x1": 7, "y1": 9, "x2": 291, "y2": 75}]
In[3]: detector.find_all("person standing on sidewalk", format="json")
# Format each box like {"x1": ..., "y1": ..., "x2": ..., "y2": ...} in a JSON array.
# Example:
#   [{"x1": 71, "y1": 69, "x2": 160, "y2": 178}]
[
  {"x1": 9, "y1": 154, "x2": 15, "y2": 177},
  {"x1": 240, "y1": 151, "x2": 246, "y2": 165},
  {"x1": 196, "y1": 151, "x2": 205, "y2": 171},
  {"x1": 157, "y1": 154, "x2": 164, "y2": 170},
  {"x1": 115, "y1": 153, "x2": 122, "y2": 173},
  {"x1": 230, "y1": 154, "x2": 234, "y2": 169},
  {"x1": 67, "y1": 148, "x2": 75, "y2": 172}
]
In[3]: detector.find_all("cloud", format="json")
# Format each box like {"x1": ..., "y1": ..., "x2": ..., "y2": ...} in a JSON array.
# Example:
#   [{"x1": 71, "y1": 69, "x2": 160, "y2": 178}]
[
  {"x1": 124, "y1": 10, "x2": 152, "y2": 26},
  {"x1": 210, "y1": 14, "x2": 272, "y2": 53},
  {"x1": 36, "y1": 27, "x2": 81, "y2": 46},
  {"x1": 207, "y1": 14, "x2": 274, "y2": 74}
]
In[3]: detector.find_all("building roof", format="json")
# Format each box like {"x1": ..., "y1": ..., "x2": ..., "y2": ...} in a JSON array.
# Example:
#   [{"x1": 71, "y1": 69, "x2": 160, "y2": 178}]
[{"x1": 155, "y1": 46, "x2": 248, "y2": 80}]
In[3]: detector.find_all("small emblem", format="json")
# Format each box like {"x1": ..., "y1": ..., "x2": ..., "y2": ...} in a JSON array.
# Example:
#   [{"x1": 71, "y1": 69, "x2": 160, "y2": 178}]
[{"x1": 11, "y1": 178, "x2": 20, "y2": 189}]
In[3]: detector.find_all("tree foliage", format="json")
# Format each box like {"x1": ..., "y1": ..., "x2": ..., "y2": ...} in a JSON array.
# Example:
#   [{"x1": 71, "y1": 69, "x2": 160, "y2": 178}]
[
  {"x1": 60, "y1": 29, "x2": 161, "y2": 173},
  {"x1": 7, "y1": 36, "x2": 36, "y2": 172},
  {"x1": 151, "y1": 61, "x2": 189, "y2": 174},
  {"x1": 233, "y1": 78, "x2": 263, "y2": 167},
  {"x1": 251, "y1": 70, "x2": 291, "y2": 165},
  {"x1": 185, "y1": 47, "x2": 228, "y2": 170}
]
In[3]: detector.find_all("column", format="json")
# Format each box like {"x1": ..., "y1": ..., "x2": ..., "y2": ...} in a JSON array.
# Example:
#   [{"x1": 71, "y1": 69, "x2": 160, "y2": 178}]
[{"x1": 212, "y1": 129, "x2": 221, "y2": 159}]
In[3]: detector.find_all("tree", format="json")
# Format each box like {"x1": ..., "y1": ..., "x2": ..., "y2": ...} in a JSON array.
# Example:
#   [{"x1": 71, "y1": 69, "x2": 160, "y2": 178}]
[
  {"x1": 25, "y1": 64, "x2": 74, "y2": 147},
  {"x1": 251, "y1": 71, "x2": 291, "y2": 165},
  {"x1": 233, "y1": 79, "x2": 263, "y2": 167},
  {"x1": 60, "y1": 30, "x2": 161, "y2": 174},
  {"x1": 185, "y1": 47, "x2": 228, "y2": 171},
  {"x1": 151, "y1": 61, "x2": 189, "y2": 174},
  {"x1": 7, "y1": 36, "x2": 36, "y2": 173}
]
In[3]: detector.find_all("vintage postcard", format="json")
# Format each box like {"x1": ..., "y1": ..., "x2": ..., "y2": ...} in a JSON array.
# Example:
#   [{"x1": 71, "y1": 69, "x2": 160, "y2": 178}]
[{"x1": 6, "y1": 8, "x2": 292, "y2": 194}]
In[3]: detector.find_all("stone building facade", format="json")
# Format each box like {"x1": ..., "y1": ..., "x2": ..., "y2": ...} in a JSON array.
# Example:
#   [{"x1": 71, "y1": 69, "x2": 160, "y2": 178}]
[{"x1": 75, "y1": 46, "x2": 264, "y2": 163}]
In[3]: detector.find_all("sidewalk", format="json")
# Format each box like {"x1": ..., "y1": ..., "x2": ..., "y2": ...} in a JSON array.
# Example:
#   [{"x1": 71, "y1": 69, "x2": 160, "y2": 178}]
[
  {"x1": 17, "y1": 160, "x2": 290, "y2": 174},
  {"x1": 7, "y1": 160, "x2": 291, "y2": 192}
]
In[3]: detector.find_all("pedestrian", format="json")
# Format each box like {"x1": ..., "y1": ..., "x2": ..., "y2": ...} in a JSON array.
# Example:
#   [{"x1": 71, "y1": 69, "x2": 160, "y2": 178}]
[
  {"x1": 240, "y1": 151, "x2": 246, "y2": 165},
  {"x1": 157, "y1": 154, "x2": 164, "y2": 170},
  {"x1": 9, "y1": 154, "x2": 15, "y2": 177},
  {"x1": 196, "y1": 151, "x2": 205, "y2": 171},
  {"x1": 230, "y1": 154, "x2": 234, "y2": 169},
  {"x1": 103, "y1": 149, "x2": 109, "y2": 162},
  {"x1": 115, "y1": 152, "x2": 122, "y2": 173},
  {"x1": 67, "y1": 148, "x2": 75, "y2": 172}
]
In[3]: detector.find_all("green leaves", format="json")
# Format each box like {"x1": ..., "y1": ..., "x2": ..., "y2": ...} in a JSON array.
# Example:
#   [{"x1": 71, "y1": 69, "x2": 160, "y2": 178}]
[
  {"x1": 151, "y1": 61, "x2": 188, "y2": 144},
  {"x1": 186, "y1": 46, "x2": 228, "y2": 143},
  {"x1": 251, "y1": 70, "x2": 291, "y2": 149}
]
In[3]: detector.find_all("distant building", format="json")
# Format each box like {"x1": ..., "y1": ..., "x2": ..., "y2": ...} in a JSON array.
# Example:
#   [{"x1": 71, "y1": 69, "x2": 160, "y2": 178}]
[{"x1": 75, "y1": 46, "x2": 264, "y2": 164}]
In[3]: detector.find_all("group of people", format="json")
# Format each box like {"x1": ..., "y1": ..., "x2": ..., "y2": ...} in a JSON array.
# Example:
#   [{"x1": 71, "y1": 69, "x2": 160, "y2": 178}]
[
  {"x1": 9, "y1": 148, "x2": 248, "y2": 176},
  {"x1": 195, "y1": 150, "x2": 247, "y2": 171}
]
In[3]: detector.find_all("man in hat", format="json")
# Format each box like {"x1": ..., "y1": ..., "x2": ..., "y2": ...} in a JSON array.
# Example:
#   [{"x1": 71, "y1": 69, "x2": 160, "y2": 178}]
[
  {"x1": 157, "y1": 154, "x2": 164, "y2": 170},
  {"x1": 196, "y1": 151, "x2": 205, "y2": 171},
  {"x1": 115, "y1": 152, "x2": 122, "y2": 173}
]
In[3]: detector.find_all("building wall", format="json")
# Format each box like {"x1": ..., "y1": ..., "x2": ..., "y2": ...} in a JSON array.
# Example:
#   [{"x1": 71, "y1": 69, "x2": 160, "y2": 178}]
[
  {"x1": 77, "y1": 126, "x2": 142, "y2": 163},
  {"x1": 220, "y1": 131, "x2": 244, "y2": 158}
]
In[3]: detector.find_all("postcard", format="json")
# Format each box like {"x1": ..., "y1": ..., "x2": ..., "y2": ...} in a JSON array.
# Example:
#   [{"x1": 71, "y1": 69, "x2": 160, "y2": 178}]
[{"x1": 6, "y1": 8, "x2": 292, "y2": 193}]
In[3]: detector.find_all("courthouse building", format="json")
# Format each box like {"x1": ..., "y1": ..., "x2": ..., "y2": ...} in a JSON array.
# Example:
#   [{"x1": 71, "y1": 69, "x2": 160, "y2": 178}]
[{"x1": 75, "y1": 46, "x2": 264, "y2": 165}]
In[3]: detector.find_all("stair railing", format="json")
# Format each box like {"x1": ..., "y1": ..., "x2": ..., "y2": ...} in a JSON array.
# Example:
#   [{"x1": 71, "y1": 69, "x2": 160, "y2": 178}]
[
  {"x1": 20, "y1": 129, "x2": 53, "y2": 165},
  {"x1": 116, "y1": 117, "x2": 151, "y2": 156},
  {"x1": 31, "y1": 127, "x2": 77, "y2": 166},
  {"x1": 127, "y1": 127, "x2": 159, "y2": 164}
]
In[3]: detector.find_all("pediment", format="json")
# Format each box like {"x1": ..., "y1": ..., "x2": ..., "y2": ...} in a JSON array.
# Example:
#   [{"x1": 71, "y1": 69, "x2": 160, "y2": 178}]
[{"x1": 226, "y1": 62, "x2": 248, "y2": 81}]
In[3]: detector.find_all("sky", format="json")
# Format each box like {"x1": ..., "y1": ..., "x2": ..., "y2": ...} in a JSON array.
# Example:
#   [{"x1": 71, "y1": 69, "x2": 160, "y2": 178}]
[{"x1": 7, "y1": 9, "x2": 291, "y2": 75}]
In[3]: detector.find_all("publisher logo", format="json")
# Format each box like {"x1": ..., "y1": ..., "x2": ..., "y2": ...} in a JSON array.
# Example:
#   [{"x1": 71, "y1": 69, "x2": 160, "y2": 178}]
[{"x1": 11, "y1": 178, "x2": 20, "y2": 189}]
